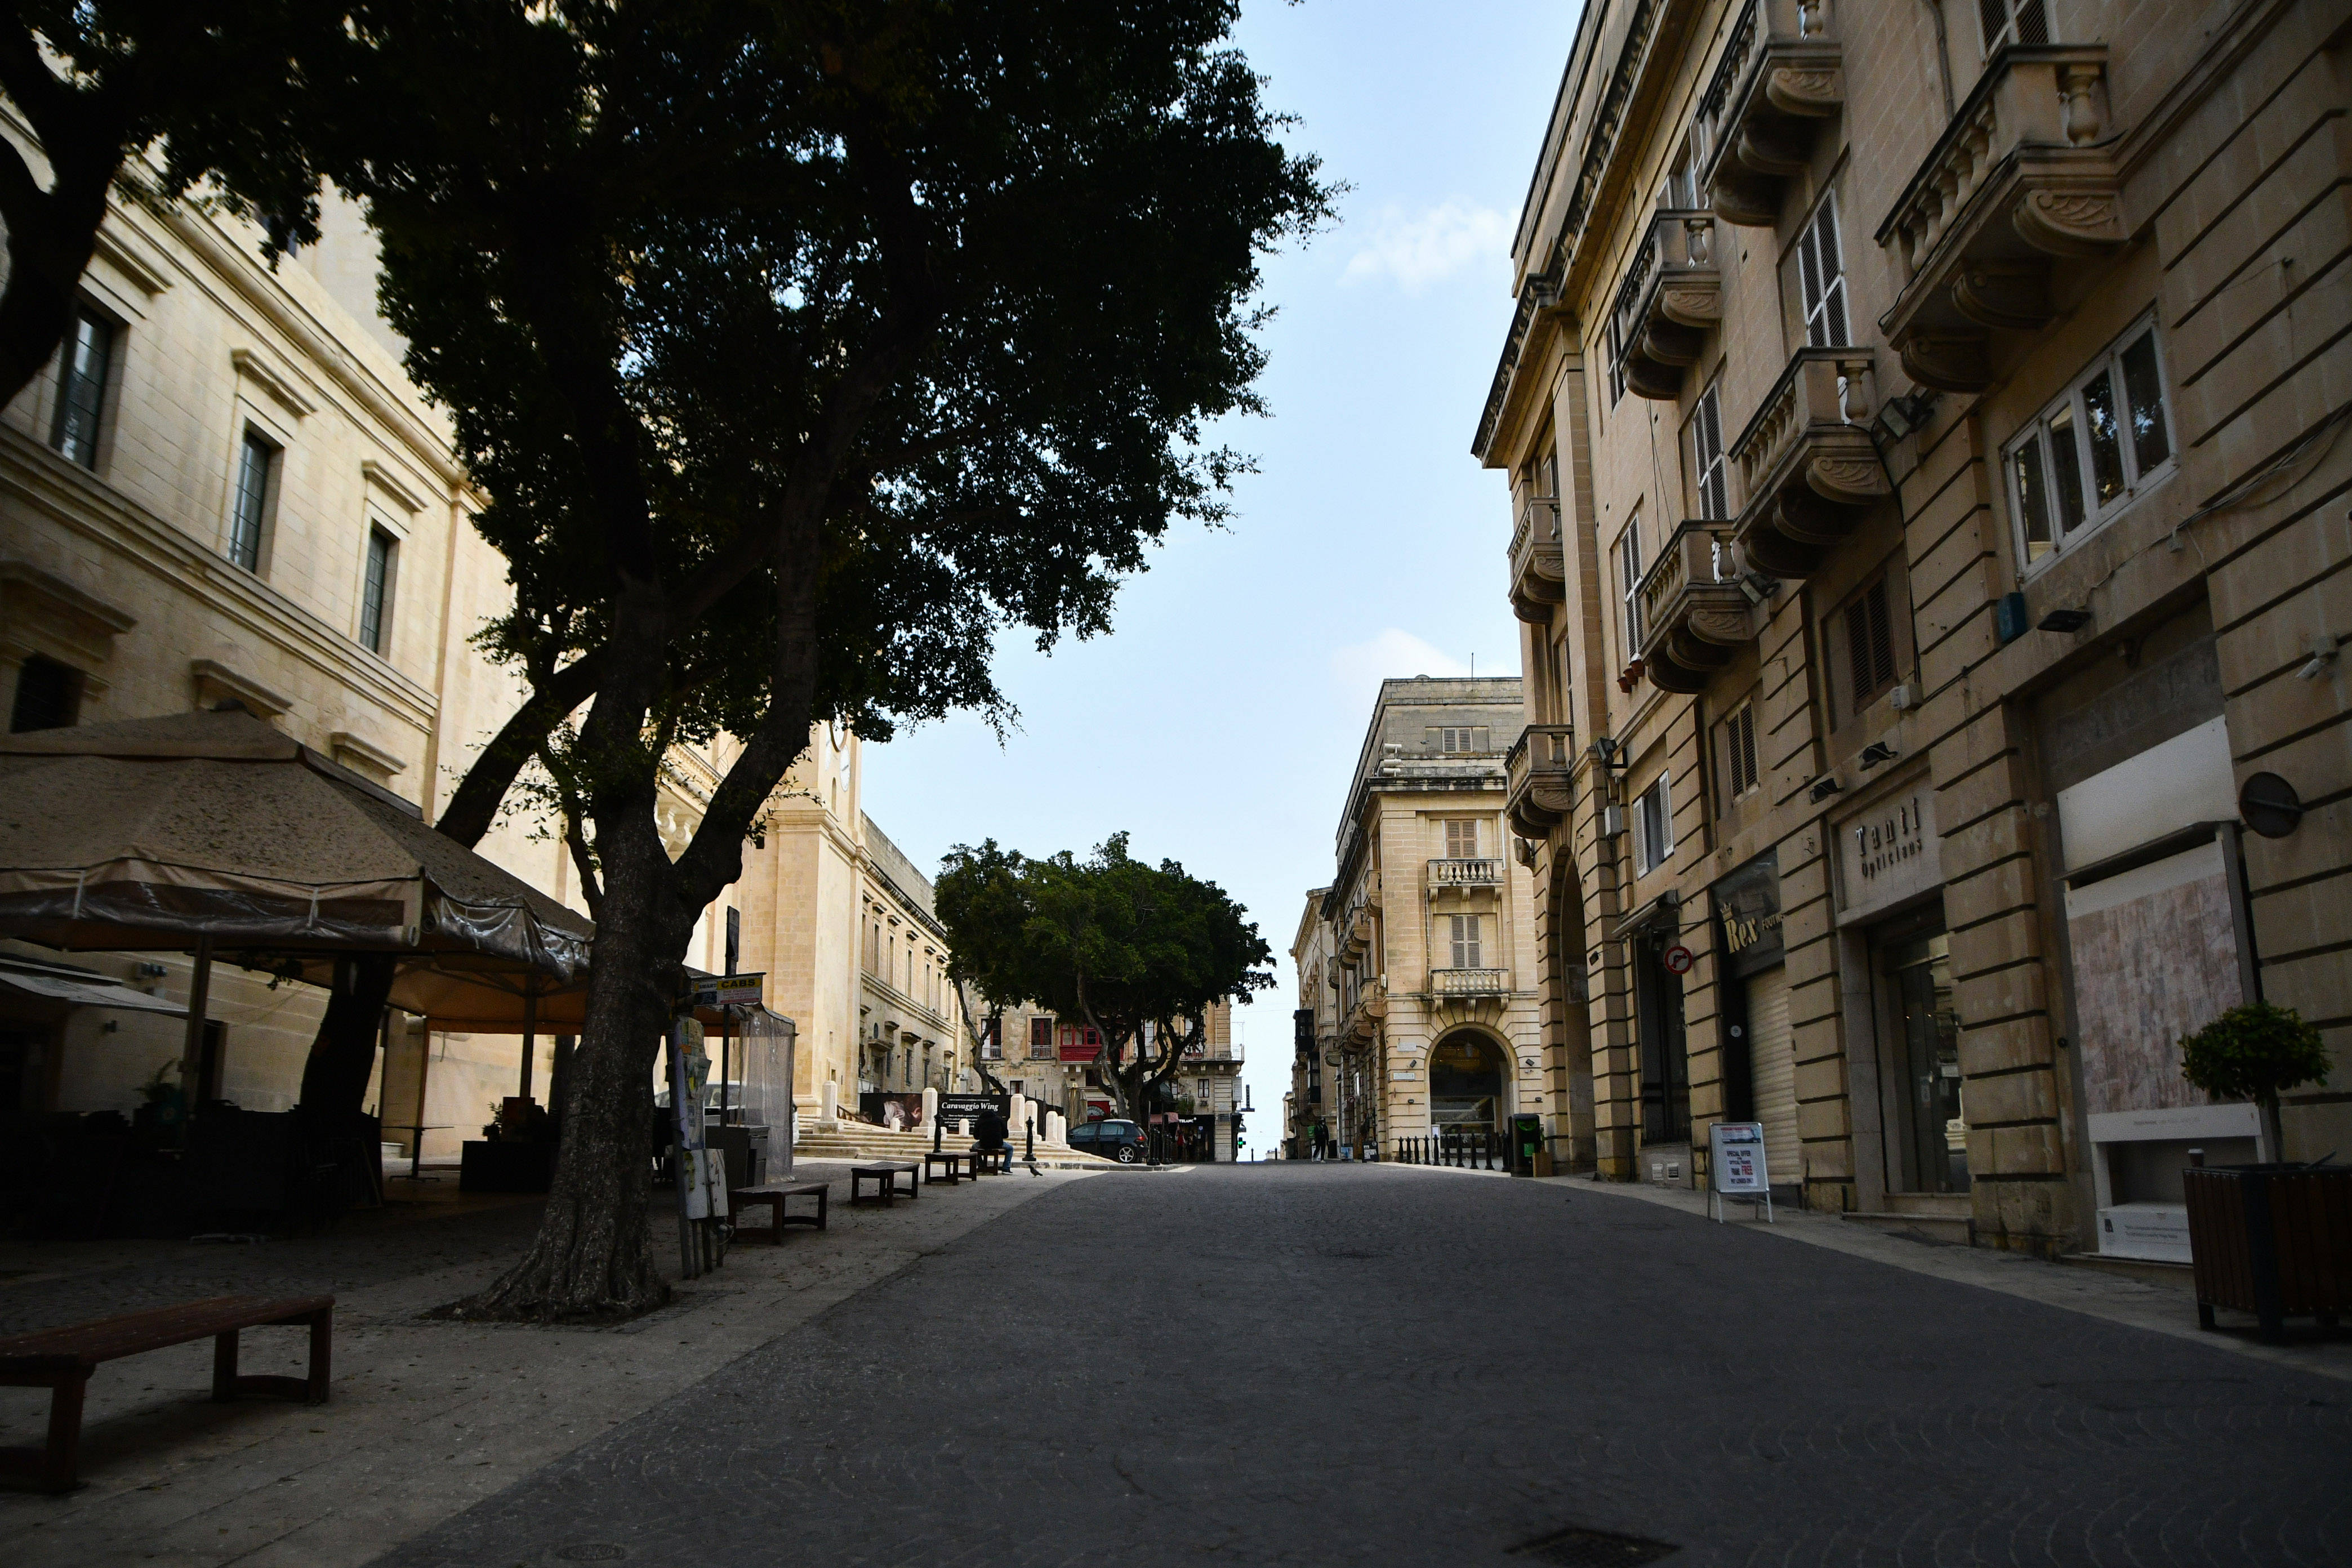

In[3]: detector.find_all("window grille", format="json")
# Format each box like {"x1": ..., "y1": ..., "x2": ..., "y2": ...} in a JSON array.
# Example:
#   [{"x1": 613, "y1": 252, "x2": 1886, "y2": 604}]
[
  {"x1": 1725, "y1": 703, "x2": 1759, "y2": 799},
  {"x1": 1844, "y1": 577, "x2": 1899, "y2": 715},
  {"x1": 1978, "y1": 0, "x2": 2051, "y2": 53}
]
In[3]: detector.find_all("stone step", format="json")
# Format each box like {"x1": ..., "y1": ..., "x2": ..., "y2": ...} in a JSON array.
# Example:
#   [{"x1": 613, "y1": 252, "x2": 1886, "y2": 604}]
[
  {"x1": 1841, "y1": 1210, "x2": 1972, "y2": 1245},
  {"x1": 1880, "y1": 1191, "x2": 1972, "y2": 1219}
]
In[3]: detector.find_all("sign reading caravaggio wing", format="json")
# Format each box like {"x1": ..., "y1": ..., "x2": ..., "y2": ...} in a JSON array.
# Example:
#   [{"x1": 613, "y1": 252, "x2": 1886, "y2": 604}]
[{"x1": 1710, "y1": 848, "x2": 1783, "y2": 978}]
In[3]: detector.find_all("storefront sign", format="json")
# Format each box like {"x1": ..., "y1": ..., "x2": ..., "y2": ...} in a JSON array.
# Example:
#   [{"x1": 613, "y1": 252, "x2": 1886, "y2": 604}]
[
  {"x1": 1708, "y1": 1120, "x2": 1774, "y2": 1223},
  {"x1": 938, "y1": 1092, "x2": 1009, "y2": 1127},
  {"x1": 1837, "y1": 789, "x2": 1940, "y2": 924},
  {"x1": 1710, "y1": 849, "x2": 1783, "y2": 978},
  {"x1": 685, "y1": 972, "x2": 764, "y2": 1009}
]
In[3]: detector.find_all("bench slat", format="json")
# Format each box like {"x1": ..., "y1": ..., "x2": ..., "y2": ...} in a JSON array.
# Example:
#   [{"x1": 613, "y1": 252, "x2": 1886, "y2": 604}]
[{"x1": 0, "y1": 1295, "x2": 331, "y2": 1371}]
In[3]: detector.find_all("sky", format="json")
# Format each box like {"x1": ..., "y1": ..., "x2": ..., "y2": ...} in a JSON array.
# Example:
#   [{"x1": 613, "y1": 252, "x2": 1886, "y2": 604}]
[{"x1": 861, "y1": 0, "x2": 1585, "y2": 1142}]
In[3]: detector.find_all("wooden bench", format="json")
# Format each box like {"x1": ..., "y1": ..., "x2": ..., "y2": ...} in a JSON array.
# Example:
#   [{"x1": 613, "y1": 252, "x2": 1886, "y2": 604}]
[
  {"x1": 849, "y1": 1162, "x2": 919, "y2": 1204},
  {"x1": 969, "y1": 1146, "x2": 1012, "y2": 1175},
  {"x1": 0, "y1": 1294, "x2": 332, "y2": 1493},
  {"x1": 922, "y1": 1151, "x2": 968, "y2": 1185},
  {"x1": 728, "y1": 1181, "x2": 828, "y2": 1242}
]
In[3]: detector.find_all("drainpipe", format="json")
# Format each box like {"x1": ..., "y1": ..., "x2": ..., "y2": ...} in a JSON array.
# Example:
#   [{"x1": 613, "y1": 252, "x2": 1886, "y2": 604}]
[{"x1": 1918, "y1": 0, "x2": 1956, "y2": 117}]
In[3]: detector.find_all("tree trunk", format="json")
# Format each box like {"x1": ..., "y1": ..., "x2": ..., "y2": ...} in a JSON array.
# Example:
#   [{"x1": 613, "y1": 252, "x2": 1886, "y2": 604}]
[
  {"x1": 444, "y1": 810, "x2": 683, "y2": 1321},
  {"x1": 295, "y1": 954, "x2": 398, "y2": 1115}
]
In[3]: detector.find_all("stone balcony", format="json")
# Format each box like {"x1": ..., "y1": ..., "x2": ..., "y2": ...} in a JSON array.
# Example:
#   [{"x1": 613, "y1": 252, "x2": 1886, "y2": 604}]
[
  {"x1": 1429, "y1": 968, "x2": 1510, "y2": 999},
  {"x1": 1505, "y1": 723, "x2": 1576, "y2": 838},
  {"x1": 1507, "y1": 495, "x2": 1565, "y2": 622},
  {"x1": 1426, "y1": 857, "x2": 1503, "y2": 896},
  {"x1": 1610, "y1": 209, "x2": 1723, "y2": 400},
  {"x1": 1729, "y1": 346, "x2": 1887, "y2": 580},
  {"x1": 1875, "y1": 46, "x2": 2121, "y2": 393},
  {"x1": 1634, "y1": 520, "x2": 1751, "y2": 694},
  {"x1": 1696, "y1": 0, "x2": 1843, "y2": 228}
]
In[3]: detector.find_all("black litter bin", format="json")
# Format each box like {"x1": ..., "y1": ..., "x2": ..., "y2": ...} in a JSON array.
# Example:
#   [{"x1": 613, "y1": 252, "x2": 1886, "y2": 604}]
[{"x1": 1511, "y1": 1114, "x2": 1545, "y2": 1177}]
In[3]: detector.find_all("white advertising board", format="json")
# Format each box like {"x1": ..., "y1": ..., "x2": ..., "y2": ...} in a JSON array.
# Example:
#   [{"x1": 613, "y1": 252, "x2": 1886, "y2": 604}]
[{"x1": 1708, "y1": 1120, "x2": 1774, "y2": 1223}]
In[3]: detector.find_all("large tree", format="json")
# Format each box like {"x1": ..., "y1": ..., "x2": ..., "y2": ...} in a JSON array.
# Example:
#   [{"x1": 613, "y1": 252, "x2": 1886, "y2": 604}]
[
  {"x1": 306, "y1": 2, "x2": 1325, "y2": 1318},
  {"x1": 938, "y1": 835, "x2": 1273, "y2": 1126},
  {"x1": 0, "y1": 3, "x2": 346, "y2": 409}
]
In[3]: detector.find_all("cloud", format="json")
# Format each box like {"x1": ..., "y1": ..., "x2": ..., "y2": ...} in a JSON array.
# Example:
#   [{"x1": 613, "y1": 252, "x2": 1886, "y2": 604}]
[
  {"x1": 1329, "y1": 628, "x2": 1471, "y2": 711},
  {"x1": 1339, "y1": 201, "x2": 1512, "y2": 293}
]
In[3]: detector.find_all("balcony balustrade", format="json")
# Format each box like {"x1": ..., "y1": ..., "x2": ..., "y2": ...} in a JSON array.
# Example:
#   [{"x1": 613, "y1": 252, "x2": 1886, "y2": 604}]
[
  {"x1": 1507, "y1": 495, "x2": 1565, "y2": 622},
  {"x1": 1611, "y1": 209, "x2": 1723, "y2": 400},
  {"x1": 1505, "y1": 723, "x2": 1576, "y2": 838},
  {"x1": 1876, "y1": 46, "x2": 2119, "y2": 393},
  {"x1": 1696, "y1": 0, "x2": 1843, "y2": 228},
  {"x1": 1430, "y1": 968, "x2": 1510, "y2": 999},
  {"x1": 1634, "y1": 520, "x2": 1751, "y2": 693},
  {"x1": 1426, "y1": 857, "x2": 1503, "y2": 892},
  {"x1": 1729, "y1": 346, "x2": 1886, "y2": 581}
]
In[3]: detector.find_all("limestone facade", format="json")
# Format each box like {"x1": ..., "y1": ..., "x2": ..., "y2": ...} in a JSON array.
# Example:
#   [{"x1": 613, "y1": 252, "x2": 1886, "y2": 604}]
[
  {"x1": 1291, "y1": 678, "x2": 1544, "y2": 1160},
  {"x1": 1478, "y1": 0, "x2": 2352, "y2": 1255}
]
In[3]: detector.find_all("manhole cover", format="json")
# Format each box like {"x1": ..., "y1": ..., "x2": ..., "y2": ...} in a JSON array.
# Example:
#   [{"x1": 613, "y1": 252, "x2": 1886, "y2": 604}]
[
  {"x1": 555, "y1": 1548, "x2": 627, "y2": 1562},
  {"x1": 1508, "y1": 1525, "x2": 1677, "y2": 1566}
]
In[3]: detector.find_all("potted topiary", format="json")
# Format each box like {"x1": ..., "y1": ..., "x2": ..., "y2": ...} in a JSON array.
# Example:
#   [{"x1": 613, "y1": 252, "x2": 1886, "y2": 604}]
[{"x1": 2176, "y1": 1002, "x2": 2344, "y2": 1342}]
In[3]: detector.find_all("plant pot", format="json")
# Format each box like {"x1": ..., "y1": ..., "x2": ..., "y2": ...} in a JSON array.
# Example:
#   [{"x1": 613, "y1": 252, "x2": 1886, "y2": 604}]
[{"x1": 2181, "y1": 1164, "x2": 2351, "y2": 1342}]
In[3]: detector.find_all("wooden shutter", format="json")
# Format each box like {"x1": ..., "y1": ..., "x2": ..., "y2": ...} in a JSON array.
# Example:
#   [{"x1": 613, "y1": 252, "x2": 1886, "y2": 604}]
[{"x1": 1845, "y1": 578, "x2": 1896, "y2": 714}]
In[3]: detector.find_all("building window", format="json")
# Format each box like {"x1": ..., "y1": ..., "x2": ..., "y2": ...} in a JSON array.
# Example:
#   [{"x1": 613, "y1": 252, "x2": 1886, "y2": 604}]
[
  {"x1": 359, "y1": 528, "x2": 397, "y2": 654},
  {"x1": 1615, "y1": 516, "x2": 1645, "y2": 665},
  {"x1": 227, "y1": 430, "x2": 277, "y2": 572},
  {"x1": 1723, "y1": 701, "x2": 1759, "y2": 801},
  {"x1": 1030, "y1": 1017, "x2": 1054, "y2": 1057},
  {"x1": 2005, "y1": 315, "x2": 2175, "y2": 570},
  {"x1": 1605, "y1": 315, "x2": 1627, "y2": 404},
  {"x1": 1690, "y1": 382, "x2": 1728, "y2": 522},
  {"x1": 1797, "y1": 191, "x2": 1848, "y2": 349},
  {"x1": 1443, "y1": 819, "x2": 1479, "y2": 859},
  {"x1": 1977, "y1": 0, "x2": 2050, "y2": 53},
  {"x1": 1437, "y1": 727, "x2": 1484, "y2": 754},
  {"x1": 1634, "y1": 772, "x2": 1675, "y2": 875},
  {"x1": 9, "y1": 654, "x2": 81, "y2": 733},
  {"x1": 50, "y1": 308, "x2": 115, "y2": 469},
  {"x1": 1446, "y1": 914, "x2": 1482, "y2": 969},
  {"x1": 1842, "y1": 574, "x2": 1900, "y2": 716}
]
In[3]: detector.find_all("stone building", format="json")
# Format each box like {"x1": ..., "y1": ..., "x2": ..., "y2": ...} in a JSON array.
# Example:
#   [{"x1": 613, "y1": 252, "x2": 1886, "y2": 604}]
[
  {"x1": 1291, "y1": 678, "x2": 1544, "y2": 1160},
  {"x1": 990, "y1": 997, "x2": 1236, "y2": 1140},
  {"x1": 1477, "y1": 0, "x2": 2351, "y2": 1257}
]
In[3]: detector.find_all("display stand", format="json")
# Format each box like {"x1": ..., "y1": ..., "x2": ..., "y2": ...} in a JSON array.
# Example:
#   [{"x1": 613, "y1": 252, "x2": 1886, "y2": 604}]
[{"x1": 1708, "y1": 1120, "x2": 1774, "y2": 1223}]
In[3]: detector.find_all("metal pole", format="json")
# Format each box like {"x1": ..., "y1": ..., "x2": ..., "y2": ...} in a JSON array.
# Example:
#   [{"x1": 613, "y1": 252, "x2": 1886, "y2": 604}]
[
  {"x1": 667, "y1": 1024, "x2": 697, "y2": 1280},
  {"x1": 410, "y1": 1031, "x2": 433, "y2": 1179},
  {"x1": 518, "y1": 983, "x2": 537, "y2": 1102}
]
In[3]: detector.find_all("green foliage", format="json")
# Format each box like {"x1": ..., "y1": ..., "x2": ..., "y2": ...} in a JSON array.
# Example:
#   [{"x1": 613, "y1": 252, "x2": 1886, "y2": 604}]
[
  {"x1": 938, "y1": 833, "x2": 1273, "y2": 1116},
  {"x1": 2180, "y1": 1002, "x2": 2331, "y2": 1104},
  {"x1": 304, "y1": 0, "x2": 1333, "y2": 831}
]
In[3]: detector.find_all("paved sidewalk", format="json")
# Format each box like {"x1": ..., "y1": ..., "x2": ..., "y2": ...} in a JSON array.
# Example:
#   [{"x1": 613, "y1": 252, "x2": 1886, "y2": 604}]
[
  {"x1": 367, "y1": 1162, "x2": 2347, "y2": 1568},
  {"x1": 1537, "y1": 1169, "x2": 2352, "y2": 1383},
  {"x1": 0, "y1": 1161, "x2": 1088, "y2": 1567}
]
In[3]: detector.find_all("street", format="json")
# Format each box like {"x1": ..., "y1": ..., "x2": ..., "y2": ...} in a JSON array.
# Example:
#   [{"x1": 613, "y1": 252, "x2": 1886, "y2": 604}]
[{"x1": 369, "y1": 1165, "x2": 2349, "y2": 1568}]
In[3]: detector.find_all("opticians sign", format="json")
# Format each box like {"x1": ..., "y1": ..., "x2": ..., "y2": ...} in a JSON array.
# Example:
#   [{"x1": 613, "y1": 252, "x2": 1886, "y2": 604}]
[{"x1": 1837, "y1": 789, "x2": 1941, "y2": 924}]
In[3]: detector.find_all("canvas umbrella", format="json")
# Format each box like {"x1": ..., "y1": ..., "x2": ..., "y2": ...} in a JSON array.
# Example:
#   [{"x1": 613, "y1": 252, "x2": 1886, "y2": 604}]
[{"x1": 0, "y1": 707, "x2": 594, "y2": 1096}]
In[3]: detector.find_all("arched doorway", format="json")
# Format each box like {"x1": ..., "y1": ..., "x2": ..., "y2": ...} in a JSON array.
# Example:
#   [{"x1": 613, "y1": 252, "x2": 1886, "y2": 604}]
[{"x1": 1428, "y1": 1031, "x2": 1508, "y2": 1135}]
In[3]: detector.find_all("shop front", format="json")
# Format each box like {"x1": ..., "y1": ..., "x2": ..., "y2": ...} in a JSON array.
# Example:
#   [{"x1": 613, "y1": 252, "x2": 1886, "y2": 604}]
[
  {"x1": 1836, "y1": 784, "x2": 1963, "y2": 1205},
  {"x1": 1712, "y1": 850, "x2": 1797, "y2": 1197}
]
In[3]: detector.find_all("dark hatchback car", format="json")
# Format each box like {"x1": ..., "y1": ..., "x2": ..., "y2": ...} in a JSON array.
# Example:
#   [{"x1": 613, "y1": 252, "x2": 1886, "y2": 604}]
[{"x1": 1068, "y1": 1117, "x2": 1146, "y2": 1164}]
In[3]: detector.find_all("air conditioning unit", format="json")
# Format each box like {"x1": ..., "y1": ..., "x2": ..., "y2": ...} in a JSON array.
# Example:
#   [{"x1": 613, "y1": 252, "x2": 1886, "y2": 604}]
[{"x1": 1600, "y1": 805, "x2": 1625, "y2": 838}]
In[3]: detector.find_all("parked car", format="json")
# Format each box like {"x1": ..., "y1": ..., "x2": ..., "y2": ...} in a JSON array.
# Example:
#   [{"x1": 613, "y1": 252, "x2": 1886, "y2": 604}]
[{"x1": 1069, "y1": 1117, "x2": 1146, "y2": 1163}]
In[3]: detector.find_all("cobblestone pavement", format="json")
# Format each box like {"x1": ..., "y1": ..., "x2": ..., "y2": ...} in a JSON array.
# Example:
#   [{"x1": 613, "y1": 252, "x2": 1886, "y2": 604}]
[{"x1": 368, "y1": 1163, "x2": 2350, "y2": 1568}]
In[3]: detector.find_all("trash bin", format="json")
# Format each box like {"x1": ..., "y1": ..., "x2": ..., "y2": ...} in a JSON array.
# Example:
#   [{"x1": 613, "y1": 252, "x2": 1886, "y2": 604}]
[{"x1": 1511, "y1": 1114, "x2": 1546, "y2": 1178}]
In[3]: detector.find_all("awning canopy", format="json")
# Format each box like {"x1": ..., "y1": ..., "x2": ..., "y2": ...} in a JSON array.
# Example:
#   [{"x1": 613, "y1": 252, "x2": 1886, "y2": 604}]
[
  {"x1": 0, "y1": 709, "x2": 594, "y2": 1030},
  {"x1": 0, "y1": 954, "x2": 188, "y2": 1017}
]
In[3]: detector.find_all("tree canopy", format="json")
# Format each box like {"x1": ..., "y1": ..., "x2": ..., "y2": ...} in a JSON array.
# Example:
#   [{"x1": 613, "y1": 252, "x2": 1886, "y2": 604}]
[
  {"x1": 938, "y1": 834, "x2": 1273, "y2": 1122},
  {"x1": 287, "y1": 1, "x2": 1327, "y2": 1317},
  {"x1": 0, "y1": 3, "x2": 345, "y2": 408}
]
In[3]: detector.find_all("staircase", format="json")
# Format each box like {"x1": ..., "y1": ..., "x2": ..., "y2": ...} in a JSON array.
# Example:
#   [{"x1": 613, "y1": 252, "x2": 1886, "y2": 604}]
[
  {"x1": 1842, "y1": 1191, "x2": 1973, "y2": 1245},
  {"x1": 787, "y1": 1121, "x2": 1122, "y2": 1171}
]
